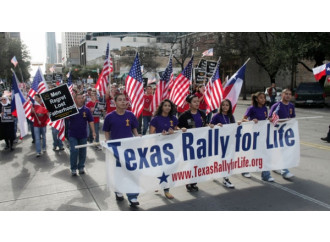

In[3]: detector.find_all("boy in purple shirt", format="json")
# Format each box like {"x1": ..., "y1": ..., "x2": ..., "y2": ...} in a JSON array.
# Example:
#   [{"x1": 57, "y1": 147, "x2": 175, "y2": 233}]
[
  {"x1": 68, "y1": 93, "x2": 96, "y2": 176},
  {"x1": 269, "y1": 88, "x2": 295, "y2": 179},
  {"x1": 103, "y1": 93, "x2": 140, "y2": 207}
]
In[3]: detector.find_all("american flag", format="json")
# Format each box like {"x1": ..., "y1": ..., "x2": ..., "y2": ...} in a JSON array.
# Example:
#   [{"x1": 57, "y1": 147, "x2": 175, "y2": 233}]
[
  {"x1": 202, "y1": 48, "x2": 213, "y2": 57},
  {"x1": 49, "y1": 65, "x2": 55, "y2": 73},
  {"x1": 23, "y1": 68, "x2": 48, "y2": 122},
  {"x1": 204, "y1": 59, "x2": 224, "y2": 114},
  {"x1": 11, "y1": 56, "x2": 18, "y2": 67},
  {"x1": 151, "y1": 56, "x2": 173, "y2": 112},
  {"x1": 47, "y1": 119, "x2": 65, "y2": 141},
  {"x1": 95, "y1": 42, "x2": 113, "y2": 96},
  {"x1": 125, "y1": 53, "x2": 144, "y2": 118},
  {"x1": 66, "y1": 71, "x2": 73, "y2": 94},
  {"x1": 169, "y1": 56, "x2": 194, "y2": 107},
  {"x1": 271, "y1": 103, "x2": 280, "y2": 125}
]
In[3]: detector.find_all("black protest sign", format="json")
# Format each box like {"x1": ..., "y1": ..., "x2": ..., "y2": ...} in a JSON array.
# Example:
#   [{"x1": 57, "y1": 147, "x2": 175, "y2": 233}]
[
  {"x1": 206, "y1": 61, "x2": 217, "y2": 78},
  {"x1": 198, "y1": 59, "x2": 207, "y2": 71},
  {"x1": 194, "y1": 68, "x2": 206, "y2": 83},
  {"x1": 40, "y1": 84, "x2": 78, "y2": 122},
  {"x1": 93, "y1": 102, "x2": 105, "y2": 117},
  {"x1": 1, "y1": 106, "x2": 14, "y2": 123}
]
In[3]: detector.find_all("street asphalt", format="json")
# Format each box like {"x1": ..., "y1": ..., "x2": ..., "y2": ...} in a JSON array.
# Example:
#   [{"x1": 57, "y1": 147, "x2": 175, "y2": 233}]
[{"x1": 0, "y1": 97, "x2": 330, "y2": 211}]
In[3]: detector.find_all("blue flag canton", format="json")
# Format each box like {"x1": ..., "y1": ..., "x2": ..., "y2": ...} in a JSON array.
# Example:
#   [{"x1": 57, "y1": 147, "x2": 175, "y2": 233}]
[
  {"x1": 11, "y1": 74, "x2": 26, "y2": 112},
  {"x1": 128, "y1": 53, "x2": 143, "y2": 83},
  {"x1": 161, "y1": 58, "x2": 173, "y2": 83},
  {"x1": 31, "y1": 70, "x2": 42, "y2": 92},
  {"x1": 182, "y1": 56, "x2": 194, "y2": 79},
  {"x1": 210, "y1": 62, "x2": 221, "y2": 83}
]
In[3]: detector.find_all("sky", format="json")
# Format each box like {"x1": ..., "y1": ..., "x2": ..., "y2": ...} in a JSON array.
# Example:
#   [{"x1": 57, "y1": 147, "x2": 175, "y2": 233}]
[{"x1": 20, "y1": 32, "x2": 62, "y2": 76}]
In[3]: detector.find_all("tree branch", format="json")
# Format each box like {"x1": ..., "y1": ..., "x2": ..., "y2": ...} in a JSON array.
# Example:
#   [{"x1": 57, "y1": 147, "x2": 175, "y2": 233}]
[{"x1": 298, "y1": 61, "x2": 313, "y2": 72}]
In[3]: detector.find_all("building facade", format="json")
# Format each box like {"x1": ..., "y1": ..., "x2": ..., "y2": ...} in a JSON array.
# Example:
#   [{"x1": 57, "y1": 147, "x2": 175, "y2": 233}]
[
  {"x1": 46, "y1": 32, "x2": 57, "y2": 64},
  {"x1": 57, "y1": 43, "x2": 62, "y2": 63},
  {"x1": 61, "y1": 32, "x2": 86, "y2": 64}
]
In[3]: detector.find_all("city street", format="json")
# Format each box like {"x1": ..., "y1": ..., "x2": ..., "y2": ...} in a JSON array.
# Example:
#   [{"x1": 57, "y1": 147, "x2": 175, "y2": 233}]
[{"x1": 0, "y1": 100, "x2": 329, "y2": 211}]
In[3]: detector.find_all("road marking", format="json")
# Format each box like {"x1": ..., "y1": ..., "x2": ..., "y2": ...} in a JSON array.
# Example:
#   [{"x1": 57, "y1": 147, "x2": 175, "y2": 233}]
[
  {"x1": 300, "y1": 141, "x2": 330, "y2": 151},
  {"x1": 251, "y1": 174, "x2": 330, "y2": 210}
]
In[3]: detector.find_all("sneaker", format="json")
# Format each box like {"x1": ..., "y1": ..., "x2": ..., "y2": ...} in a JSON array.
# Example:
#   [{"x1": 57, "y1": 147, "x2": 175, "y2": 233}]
[
  {"x1": 115, "y1": 193, "x2": 124, "y2": 201},
  {"x1": 186, "y1": 184, "x2": 198, "y2": 192},
  {"x1": 129, "y1": 198, "x2": 140, "y2": 207},
  {"x1": 164, "y1": 191, "x2": 174, "y2": 199},
  {"x1": 321, "y1": 137, "x2": 329, "y2": 142},
  {"x1": 96, "y1": 145, "x2": 102, "y2": 151},
  {"x1": 52, "y1": 147, "x2": 57, "y2": 151},
  {"x1": 71, "y1": 170, "x2": 77, "y2": 176},
  {"x1": 42, "y1": 149, "x2": 47, "y2": 153},
  {"x1": 283, "y1": 172, "x2": 294, "y2": 179},
  {"x1": 78, "y1": 169, "x2": 85, "y2": 175},
  {"x1": 262, "y1": 177, "x2": 275, "y2": 182},
  {"x1": 59, "y1": 147, "x2": 65, "y2": 151},
  {"x1": 36, "y1": 153, "x2": 41, "y2": 157},
  {"x1": 223, "y1": 178, "x2": 235, "y2": 188},
  {"x1": 242, "y1": 172, "x2": 251, "y2": 178},
  {"x1": 191, "y1": 184, "x2": 199, "y2": 192}
]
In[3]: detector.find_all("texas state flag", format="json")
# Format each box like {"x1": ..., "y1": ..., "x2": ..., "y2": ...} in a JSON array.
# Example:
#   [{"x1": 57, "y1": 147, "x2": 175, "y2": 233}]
[
  {"x1": 223, "y1": 62, "x2": 247, "y2": 113},
  {"x1": 312, "y1": 63, "x2": 330, "y2": 81},
  {"x1": 11, "y1": 72, "x2": 28, "y2": 138}
]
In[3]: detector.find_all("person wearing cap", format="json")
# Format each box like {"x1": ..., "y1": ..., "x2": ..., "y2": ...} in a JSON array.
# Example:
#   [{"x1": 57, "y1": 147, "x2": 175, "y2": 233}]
[{"x1": 178, "y1": 94, "x2": 207, "y2": 192}]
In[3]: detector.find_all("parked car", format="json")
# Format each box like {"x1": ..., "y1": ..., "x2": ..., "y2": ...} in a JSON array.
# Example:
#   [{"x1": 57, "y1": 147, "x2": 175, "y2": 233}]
[
  {"x1": 294, "y1": 82, "x2": 325, "y2": 107},
  {"x1": 264, "y1": 87, "x2": 282, "y2": 105}
]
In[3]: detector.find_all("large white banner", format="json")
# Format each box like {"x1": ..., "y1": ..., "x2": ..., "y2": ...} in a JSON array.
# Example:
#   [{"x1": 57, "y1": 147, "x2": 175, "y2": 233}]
[{"x1": 102, "y1": 119, "x2": 300, "y2": 193}]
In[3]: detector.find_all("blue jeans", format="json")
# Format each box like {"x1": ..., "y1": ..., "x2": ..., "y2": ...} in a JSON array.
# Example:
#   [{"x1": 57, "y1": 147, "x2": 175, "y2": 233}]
[
  {"x1": 69, "y1": 137, "x2": 87, "y2": 171},
  {"x1": 116, "y1": 192, "x2": 139, "y2": 201},
  {"x1": 34, "y1": 126, "x2": 46, "y2": 153},
  {"x1": 282, "y1": 169, "x2": 290, "y2": 176},
  {"x1": 27, "y1": 119, "x2": 35, "y2": 141},
  {"x1": 88, "y1": 122, "x2": 99, "y2": 142},
  {"x1": 51, "y1": 127, "x2": 63, "y2": 148},
  {"x1": 261, "y1": 171, "x2": 271, "y2": 180},
  {"x1": 142, "y1": 116, "x2": 151, "y2": 135}
]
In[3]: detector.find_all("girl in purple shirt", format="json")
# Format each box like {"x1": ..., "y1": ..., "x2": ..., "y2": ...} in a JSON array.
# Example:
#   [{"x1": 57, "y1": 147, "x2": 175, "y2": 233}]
[
  {"x1": 210, "y1": 99, "x2": 235, "y2": 188},
  {"x1": 242, "y1": 92, "x2": 274, "y2": 182},
  {"x1": 150, "y1": 99, "x2": 179, "y2": 199}
]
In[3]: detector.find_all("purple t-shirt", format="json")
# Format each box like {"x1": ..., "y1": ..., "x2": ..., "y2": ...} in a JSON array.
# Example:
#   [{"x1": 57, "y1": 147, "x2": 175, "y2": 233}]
[
  {"x1": 192, "y1": 111, "x2": 203, "y2": 128},
  {"x1": 103, "y1": 110, "x2": 138, "y2": 140},
  {"x1": 150, "y1": 115, "x2": 178, "y2": 133},
  {"x1": 269, "y1": 102, "x2": 296, "y2": 119},
  {"x1": 68, "y1": 106, "x2": 94, "y2": 139},
  {"x1": 245, "y1": 106, "x2": 268, "y2": 121},
  {"x1": 210, "y1": 113, "x2": 235, "y2": 125}
]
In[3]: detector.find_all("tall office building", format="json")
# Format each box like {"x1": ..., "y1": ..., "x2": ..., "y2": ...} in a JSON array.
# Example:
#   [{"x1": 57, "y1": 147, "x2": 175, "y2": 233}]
[
  {"x1": 57, "y1": 43, "x2": 62, "y2": 63},
  {"x1": 46, "y1": 32, "x2": 57, "y2": 64},
  {"x1": 61, "y1": 32, "x2": 86, "y2": 63}
]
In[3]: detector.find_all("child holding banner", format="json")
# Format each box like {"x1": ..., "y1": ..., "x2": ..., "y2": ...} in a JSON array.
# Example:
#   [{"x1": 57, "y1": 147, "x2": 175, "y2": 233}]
[
  {"x1": 149, "y1": 99, "x2": 179, "y2": 199},
  {"x1": 178, "y1": 94, "x2": 207, "y2": 192},
  {"x1": 242, "y1": 92, "x2": 274, "y2": 182},
  {"x1": 269, "y1": 89, "x2": 295, "y2": 179},
  {"x1": 209, "y1": 99, "x2": 235, "y2": 188},
  {"x1": 103, "y1": 93, "x2": 140, "y2": 207}
]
